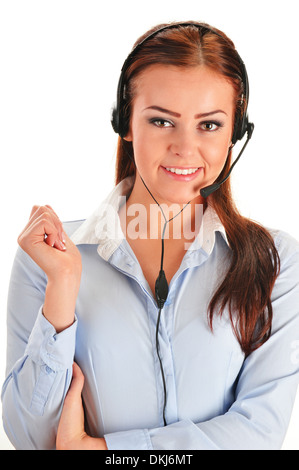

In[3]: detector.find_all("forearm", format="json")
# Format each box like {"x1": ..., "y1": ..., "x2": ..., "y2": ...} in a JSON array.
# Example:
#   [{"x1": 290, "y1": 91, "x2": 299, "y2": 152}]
[
  {"x1": 2, "y1": 308, "x2": 77, "y2": 450},
  {"x1": 43, "y1": 274, "x2": 80, "y2": 333},
  {"x1": 2, "y1": 359, "x2": 72, "y2": 450}
]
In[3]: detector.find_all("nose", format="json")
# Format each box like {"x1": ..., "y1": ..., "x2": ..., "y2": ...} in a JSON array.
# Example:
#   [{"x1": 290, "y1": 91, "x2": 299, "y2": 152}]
[{"x1": 169, "y1": 127, "x2": 198, "y2": 159}]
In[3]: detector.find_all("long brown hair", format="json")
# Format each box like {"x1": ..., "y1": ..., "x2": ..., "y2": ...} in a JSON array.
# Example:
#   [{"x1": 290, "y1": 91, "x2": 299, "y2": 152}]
[{"x1": 114, "y1": 22, "x2": 280, "y2": 356}]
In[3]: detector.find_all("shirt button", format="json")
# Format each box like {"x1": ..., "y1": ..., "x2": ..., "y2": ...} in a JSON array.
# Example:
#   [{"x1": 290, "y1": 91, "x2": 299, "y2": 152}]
[{"x1": 45, "y1": 366, "x2": 54, "y2": 375}]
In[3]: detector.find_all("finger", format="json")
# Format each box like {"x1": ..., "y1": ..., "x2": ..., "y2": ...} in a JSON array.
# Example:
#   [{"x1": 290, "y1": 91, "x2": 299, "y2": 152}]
[
  {"x1": 45, "y1": 205, "x2": 62, "y2": 230},
  {"x1": 19, "y1": 214, "x2": 64, "y2": 252},
  {"x1": 67, "y1": 363, "x2": 85, "y2": 398},
  {"x1": 45, "y1": 204, "x2": 58, "y2": 217},
  {"x1": 28, "y1": 206, "x2": 65, "y2": 248},
  {"x1": 72, "y1": 362, "x2": 84, "y2": 383},
  {"x1": 44, "y1": 205, "x2": 66, "y2": 244},
  {"x1": 30, "y1": 205, "x2": 58, "y2": 219},
  {"x1": 19, "y1": 205, "x2": 43, "y2": 237},
  {"x1": 45, "y1": 232, "x2": 66, "y2": 251},
  {"x1": 26, "y1": 206, "x2": 57, "y2": 232},
  {"x1": 29, "y1": 205, "x2": 41, "y2": 219}
]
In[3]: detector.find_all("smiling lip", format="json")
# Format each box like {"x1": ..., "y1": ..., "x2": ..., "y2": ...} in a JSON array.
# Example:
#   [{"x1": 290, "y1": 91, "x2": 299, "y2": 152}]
[{"x1": 161, "y1": 165, "x2": 203, "y2": 181}]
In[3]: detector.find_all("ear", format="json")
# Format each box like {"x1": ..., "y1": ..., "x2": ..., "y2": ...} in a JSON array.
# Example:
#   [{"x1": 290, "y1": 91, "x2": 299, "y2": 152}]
[{"x1": 122, "y1": 130, "x2": 133, "y2": 142}]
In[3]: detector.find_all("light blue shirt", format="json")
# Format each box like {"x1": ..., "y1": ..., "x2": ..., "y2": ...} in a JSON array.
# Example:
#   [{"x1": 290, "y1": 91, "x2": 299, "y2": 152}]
[{"x1": 2, "y1": 177, "x2": 299, "y2": 450}]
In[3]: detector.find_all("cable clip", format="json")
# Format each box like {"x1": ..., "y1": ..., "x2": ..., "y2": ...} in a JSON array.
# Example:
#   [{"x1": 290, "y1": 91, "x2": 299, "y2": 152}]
[{"x1": 155, "y1": 270, "x2": 169, "y2": 309}]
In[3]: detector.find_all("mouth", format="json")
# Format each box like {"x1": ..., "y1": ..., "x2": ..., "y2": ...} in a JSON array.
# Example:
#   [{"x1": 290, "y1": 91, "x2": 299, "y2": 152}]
[
  {"x1": 161, "y1": 165, "x2": 203, "y2": 181},
  {"x1": 164, "y1": 167, "x2": 199, "y2": 175}
]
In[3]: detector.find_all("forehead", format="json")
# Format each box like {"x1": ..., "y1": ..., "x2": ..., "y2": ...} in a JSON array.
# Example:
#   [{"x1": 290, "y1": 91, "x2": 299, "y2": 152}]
[{"x1": 132, "y1": 64, "x2": 236, "y2": 112}]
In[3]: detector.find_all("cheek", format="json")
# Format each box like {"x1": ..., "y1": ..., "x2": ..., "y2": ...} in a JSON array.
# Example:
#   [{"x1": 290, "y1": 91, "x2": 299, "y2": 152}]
[
  {"x1": 131, "y1": 138, "x2": 152, "y2": 178},
  {"x1": 203, "y1": 138, "x2": 230, "y2": 172},
  {"x1": 132, "y1": 127, "x2": 162, "y2": 170}
]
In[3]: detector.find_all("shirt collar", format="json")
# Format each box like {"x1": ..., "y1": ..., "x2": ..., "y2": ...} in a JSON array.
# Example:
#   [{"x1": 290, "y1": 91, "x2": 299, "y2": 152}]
[{"x1": 71, "y1": 176, "x2": 229, "y2": 260}]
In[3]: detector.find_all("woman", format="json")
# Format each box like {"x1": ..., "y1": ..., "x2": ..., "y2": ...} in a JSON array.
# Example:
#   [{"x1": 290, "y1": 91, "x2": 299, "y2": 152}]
[{"x1": 2, "y1": 21, "x2": 299, "y2": 450}]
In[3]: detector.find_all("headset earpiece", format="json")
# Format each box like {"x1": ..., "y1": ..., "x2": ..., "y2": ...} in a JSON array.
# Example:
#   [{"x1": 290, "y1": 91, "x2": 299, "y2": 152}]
[
  {"x1": 111, "y1": 83, "x2": 130, "y2": 138},
  {"x1": 111, "y1": 106, "x2": 119, "y2": 135},
  {"x1": 232, "y1": 112, "x2": 249, "y2": 145}
]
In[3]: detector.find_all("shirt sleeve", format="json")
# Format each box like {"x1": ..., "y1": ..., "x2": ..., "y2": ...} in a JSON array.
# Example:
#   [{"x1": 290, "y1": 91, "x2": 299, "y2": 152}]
[
  {"x1": 1, "y1": 247, "x2": 77, "y2": 450},
  {"x1": 105, "y1": 232, "x2": 299, "y2": 450}
]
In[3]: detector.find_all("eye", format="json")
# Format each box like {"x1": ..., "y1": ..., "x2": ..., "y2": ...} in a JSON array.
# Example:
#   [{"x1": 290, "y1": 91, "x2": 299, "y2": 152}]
[
  {"x1": 200, "y1": 121, "x2": 222, "y2": 132},
  {"x1": 149, "y1": 118, "x2": 174, "y2": 128}
]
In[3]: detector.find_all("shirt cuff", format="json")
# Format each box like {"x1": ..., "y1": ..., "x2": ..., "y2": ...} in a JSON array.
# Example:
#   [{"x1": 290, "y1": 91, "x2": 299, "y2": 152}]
[
  {"x1": 25, "y1": 306, "x2": 77, "y2": 372},
  {"x1": 104, "y1": 428, "x2": 153, "y2": 450}
]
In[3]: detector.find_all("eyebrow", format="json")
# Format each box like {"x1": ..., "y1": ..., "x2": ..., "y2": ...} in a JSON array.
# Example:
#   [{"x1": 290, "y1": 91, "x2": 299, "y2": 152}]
[{"x1": 143, "y1": 106, "x2": 227, "y2": 119}]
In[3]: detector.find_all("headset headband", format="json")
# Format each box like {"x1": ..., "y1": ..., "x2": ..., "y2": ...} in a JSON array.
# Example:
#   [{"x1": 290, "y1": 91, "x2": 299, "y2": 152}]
[{"x1": 111, "y1": 22, "x2": 250, "y2": 144}]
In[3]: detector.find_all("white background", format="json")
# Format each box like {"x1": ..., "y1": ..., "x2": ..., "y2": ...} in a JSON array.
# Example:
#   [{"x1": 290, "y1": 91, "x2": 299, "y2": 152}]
[{"x1": 0, "y1": 0, "x2": 298, "y2": 450}]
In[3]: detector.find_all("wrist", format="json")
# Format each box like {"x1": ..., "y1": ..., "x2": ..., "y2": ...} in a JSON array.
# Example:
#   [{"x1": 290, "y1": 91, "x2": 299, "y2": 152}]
[{"x1": 47, "y1": 266, "x2": 82, "y2": 286}]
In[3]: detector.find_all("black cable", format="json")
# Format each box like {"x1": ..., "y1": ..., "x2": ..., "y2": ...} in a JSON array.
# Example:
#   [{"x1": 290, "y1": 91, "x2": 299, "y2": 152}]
[{"x1": 156, "y1": 306, "x2": 167, "y2": 426}]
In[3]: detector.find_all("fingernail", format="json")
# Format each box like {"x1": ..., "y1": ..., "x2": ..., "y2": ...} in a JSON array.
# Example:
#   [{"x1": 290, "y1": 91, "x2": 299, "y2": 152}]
[{"x1": 59, "y1": 240, "x2": 66, "y2": 250}]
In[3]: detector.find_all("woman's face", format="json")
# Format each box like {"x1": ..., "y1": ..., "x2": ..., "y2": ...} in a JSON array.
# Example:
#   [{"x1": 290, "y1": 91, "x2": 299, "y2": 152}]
[{"x1": 125, "y1": 64, "x2": 236, "y2": 205}]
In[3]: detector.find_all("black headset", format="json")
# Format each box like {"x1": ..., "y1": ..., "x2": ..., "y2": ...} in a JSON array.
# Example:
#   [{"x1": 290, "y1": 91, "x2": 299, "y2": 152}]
[{"x1": 111, "y1": 22, "x2": 251, "y2": 146}]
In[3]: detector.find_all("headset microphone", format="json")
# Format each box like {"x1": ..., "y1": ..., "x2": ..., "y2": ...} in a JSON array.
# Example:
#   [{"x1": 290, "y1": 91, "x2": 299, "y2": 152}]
[{"x1": 200, "y1": 122, "x2": 254, "y2": 198}]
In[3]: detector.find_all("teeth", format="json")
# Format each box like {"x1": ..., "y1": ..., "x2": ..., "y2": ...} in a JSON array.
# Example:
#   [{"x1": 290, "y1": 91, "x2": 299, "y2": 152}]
[{"x1": 165, "y1": 167, "x2": 199, "y2": 175}]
